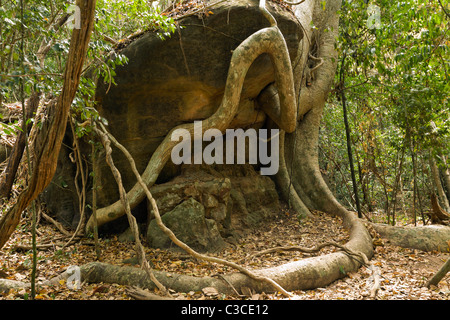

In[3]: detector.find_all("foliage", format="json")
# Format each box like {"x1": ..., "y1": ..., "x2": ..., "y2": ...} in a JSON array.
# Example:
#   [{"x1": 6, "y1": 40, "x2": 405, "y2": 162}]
[
  {"x1": 0, "y1": 0, "x2": 176, "y2": 129},
  {"x1": 320, "y1": 0, "x2": 449, "y2": 223}
]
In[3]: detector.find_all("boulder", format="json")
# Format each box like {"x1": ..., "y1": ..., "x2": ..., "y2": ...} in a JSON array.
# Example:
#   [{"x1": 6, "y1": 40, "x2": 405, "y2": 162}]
[
  {"x1": 147, "y1": 164, "x2": 280, "y2": 239},
  {"x1": 147, "y1": 197, "x2": 225, "y2": 252},
  {"x1": 93, "y1": 0, "x2": 301, "y2": 215},
  {"x1": 42, "y1": 0, "x2": 300, "y2": 231}
]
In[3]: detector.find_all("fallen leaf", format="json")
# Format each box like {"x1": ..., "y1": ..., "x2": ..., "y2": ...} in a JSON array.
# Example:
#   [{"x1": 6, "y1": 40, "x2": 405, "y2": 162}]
[{"x1": 202, "y1": 287, "x2": 219, "y2": 296}]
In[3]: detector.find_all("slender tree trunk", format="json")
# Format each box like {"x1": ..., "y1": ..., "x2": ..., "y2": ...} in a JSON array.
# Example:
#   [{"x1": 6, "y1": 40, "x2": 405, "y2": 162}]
[
  {"x1": 438, "y1": 155, "x2": 450, "y2": 201},
  {"x1": 411, "y1": 140, "x2": 418, "y2": 225},
  {"x1": 430, "y1": 153, "x2": 450, "y2": 212},
  {"x1": 339, "y1": 55, "x2": 362, "y2": 218},
  {"x1": 0, "y1": 92, "x2": 40, "y2": 199},
  {"x1": 426, "y1": 258, "x2": 450, "y2": 288},
  {"x1": 389, "y1": 145, "x2": 405, "y2": 226},
  {"x1": 0, "y1": 0, "x2": 97, "y2": 250}
]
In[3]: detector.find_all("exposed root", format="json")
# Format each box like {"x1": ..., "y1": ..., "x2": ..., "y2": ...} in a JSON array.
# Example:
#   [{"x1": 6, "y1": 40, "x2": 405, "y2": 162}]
[
  {"x1": 97, "y1": 122, "x2": 293, "y2": 298},
  {"x1": 86, "y1": 2, "x2": 297, "y2": 232},
  {"x1": 251, "y1": 241, "x2": 380, "y2": 299},
  {"x1": 95, "y1": 125, "x2": 170, "y2": 297}
]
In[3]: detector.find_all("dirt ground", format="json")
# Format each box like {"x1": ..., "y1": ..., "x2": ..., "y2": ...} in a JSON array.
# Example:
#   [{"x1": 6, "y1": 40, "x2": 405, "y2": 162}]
[{"x1": 0, "y1": 207, "x2": 448, "y2": 300}]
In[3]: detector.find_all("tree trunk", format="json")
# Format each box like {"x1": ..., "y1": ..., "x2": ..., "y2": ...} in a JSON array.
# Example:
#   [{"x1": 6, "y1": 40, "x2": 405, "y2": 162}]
[
  {"x1": 371, "y1": 223, "x2": 450, "y2": 252},
  {"x1": 438, "y1": 155, "x2": 450, "y2": 200},
  {"x1": 426, "y1": 258, "x2": 450, "y2": 288},
  {"x1": 340, "y1": 55, "x2": 362, "y2": 218},
  {"x1": 0, "y1": 0, "x2": 97, "y2": 250},
  {"x1": 0, "y1": 92, "x2": 40, "y2": 199},
  {"x1": 430, "y1": 154, "x2": 450, "y2": 212}
]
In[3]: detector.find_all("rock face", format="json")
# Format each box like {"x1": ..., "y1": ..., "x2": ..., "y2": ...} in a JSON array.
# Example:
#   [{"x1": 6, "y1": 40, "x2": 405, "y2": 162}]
[
  {"x1": 146, "y1": 164, "x2": 280, "y2": 252},
  {"x1": 93, "y1": 0, "x2": 301, "y2": 211},
  {"x1": 41, "y1": 0, "x2": 301, "y2": 244},
  {"x1": 147, "y1": 197, "x2": 225, "y2": 252}
]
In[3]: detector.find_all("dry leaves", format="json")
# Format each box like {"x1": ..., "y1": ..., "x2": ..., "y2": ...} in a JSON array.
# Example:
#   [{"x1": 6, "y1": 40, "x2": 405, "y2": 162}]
[{"x1": 0, "y1": 207, "x2": 448, "y2": 300}]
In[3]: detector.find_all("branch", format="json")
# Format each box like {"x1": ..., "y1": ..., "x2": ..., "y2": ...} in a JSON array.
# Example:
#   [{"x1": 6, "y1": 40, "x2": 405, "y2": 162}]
[
  {"x1": 437, "y1": 0, "x2": 450, "y2": 19},
  {"x1": 426, "y1": 258, "x2": 450, "y2": 288}
]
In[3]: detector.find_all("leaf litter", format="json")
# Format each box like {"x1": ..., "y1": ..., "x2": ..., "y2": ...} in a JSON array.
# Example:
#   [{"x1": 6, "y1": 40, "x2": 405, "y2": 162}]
[{"x1": 0, "y1": 206, "x2": 448, "y2": 300}]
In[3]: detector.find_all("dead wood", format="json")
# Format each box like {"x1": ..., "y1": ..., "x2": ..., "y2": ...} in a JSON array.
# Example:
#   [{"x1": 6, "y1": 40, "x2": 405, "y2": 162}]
[
  {"x1": 41, "y1": 211, "x2": 71, "y2": 236},
  {"x1": 426, "y1": 258, "x2": 450, "y2": 288}
]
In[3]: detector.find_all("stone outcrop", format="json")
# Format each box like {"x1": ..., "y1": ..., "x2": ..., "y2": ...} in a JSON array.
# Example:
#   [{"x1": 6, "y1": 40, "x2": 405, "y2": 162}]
[
  {"x1": 41, "y1": 0, "x2": 301, "y2": 241},
  {"x1": 144, "y1": 164, "x2": 279, "y2": 251}
]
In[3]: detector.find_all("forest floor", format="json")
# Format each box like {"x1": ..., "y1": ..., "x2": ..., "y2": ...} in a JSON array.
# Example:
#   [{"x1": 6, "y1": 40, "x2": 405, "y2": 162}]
[{"x1": 0, "y1": 206, "x2": 448, "y2": 301}]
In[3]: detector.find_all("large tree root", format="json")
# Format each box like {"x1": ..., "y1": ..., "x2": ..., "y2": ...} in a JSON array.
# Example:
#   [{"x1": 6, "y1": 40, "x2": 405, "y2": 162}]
[
  {"x1": 370, "y1": 223, "x2": 450, "y2": 252},
  {"x1": 0, "y1": 205, "x2": 373, "y2": 297},
  {"x1": 97, "y1": 122, "x2": 292, "y2": 297}
]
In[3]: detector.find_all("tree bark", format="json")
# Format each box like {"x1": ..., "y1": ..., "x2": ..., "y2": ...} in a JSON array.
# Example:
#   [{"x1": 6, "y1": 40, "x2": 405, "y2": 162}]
[
  {"x1": 430, "y1": 154, "x2": 450, "y2": 212},
  {"x1": 426, "y1": 258, "x2": 450, "y2": 288},
  {"x1": 0, "y1": 0, "x2": 97, "y2": 250},
  {"x1": 0, "y1": 92, "x2": 40, "y2": 199}
]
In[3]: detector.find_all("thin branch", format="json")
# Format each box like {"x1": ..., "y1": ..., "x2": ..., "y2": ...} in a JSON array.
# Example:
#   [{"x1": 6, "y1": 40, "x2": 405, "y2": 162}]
[
  {"x1": 0, "y1": 73, "x2": 63, "y2": 78},
  {"x1": 437, "y1": 0, "x2": 450, "y2": 19},
  {"x1": 284, "y1": 0, "x2": 306, "y2": 5}
]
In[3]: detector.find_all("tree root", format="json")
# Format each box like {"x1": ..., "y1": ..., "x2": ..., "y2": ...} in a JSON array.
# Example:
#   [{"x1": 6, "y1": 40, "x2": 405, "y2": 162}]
[
  {"x1": 370, "y1": 222, "x2": 450, "y2": 252},
  {"x1": 0, "y1": 209, "x2": 374, "y2": 298},
  {"x1": 250, "y1": 240, "x2": 381, "y2": 298},
  {"x1": 97, "y1": 123, "x2": 293, "y2": 297},
  {"x1": 95, "y1": 124, "x2": 170, "y2": 297}
]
